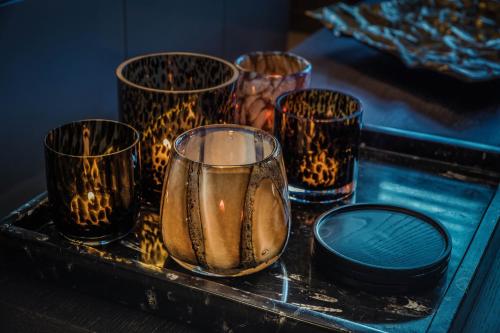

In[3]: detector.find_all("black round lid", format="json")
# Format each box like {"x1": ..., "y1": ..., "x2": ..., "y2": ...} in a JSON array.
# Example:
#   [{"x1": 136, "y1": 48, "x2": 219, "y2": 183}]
[{"x1": 313, "y1": 204, "x2": 452, "y2": 293}]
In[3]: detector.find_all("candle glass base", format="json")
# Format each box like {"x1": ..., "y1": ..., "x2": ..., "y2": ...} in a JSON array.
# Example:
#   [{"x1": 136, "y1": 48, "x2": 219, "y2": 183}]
[
  {"x1": 171, "y1": 255, "x2": 281, "y2": 278},
  {"x1": 58, "y1": 224, "x2": 134, "y2": 246},
  {"x1": 288, "y1": 182, "x2": 355, "y2": 204}
]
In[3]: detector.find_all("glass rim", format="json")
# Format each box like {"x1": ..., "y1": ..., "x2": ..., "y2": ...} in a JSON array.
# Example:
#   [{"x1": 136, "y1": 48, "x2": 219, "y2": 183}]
[
  {"x1": 234, "y1": 51, "x2": 312, "y2": 78},
  {"x1": 44, "y1": 119, "x2": 140, "y2": 158},
  {"x1": 173, "y1": 124, "x2": 281, "y2": 168},
  {"x1": 116, "y1": 52, "x2": 240, "y2": 94},
  {"x1": 275, "y1": 88, "x2": 363, "y2": 123}
]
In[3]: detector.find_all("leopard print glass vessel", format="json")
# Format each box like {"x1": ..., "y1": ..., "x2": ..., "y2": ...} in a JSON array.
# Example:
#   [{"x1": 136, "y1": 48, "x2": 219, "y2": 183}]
[
  {"x1": 160, "y1": 124, "x2": 291, "y2": 277},
  {"x1": 44, "y1": 120, "x2": 140, "y2": 245},
  {"x1": 234, "y1": 51, "x2": 311, "y2": 133},
  {"x1": 275, "y1": 89, "x2": 363, "y2": 204},
  {"x1": 116, "y1": 52, "x2": 239, "y2": 196}
]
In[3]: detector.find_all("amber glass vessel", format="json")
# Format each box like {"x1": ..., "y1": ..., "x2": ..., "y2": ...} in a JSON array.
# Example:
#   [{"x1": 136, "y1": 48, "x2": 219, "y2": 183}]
[
  {"x1": 160, "y1": 124, "x2": 291, "y2": 277},
  {"x1": 117, "y1": 52, "x2": 239, "y2": 195},
  {"x1": 234, "y1": 51, "x2": 311, "y2": 133},
  {"x1": 44, "y1": 120, "x2": 140, "y2": 245},
  {"x1": 275, "y1": 89, "x2": 363, "y2": 204}
]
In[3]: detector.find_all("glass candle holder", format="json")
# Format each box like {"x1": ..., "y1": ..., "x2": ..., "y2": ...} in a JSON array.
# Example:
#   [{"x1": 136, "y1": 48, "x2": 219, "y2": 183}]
[
  {"x1": 275, "y1": 89, "x2": 363, "y2": 204},
  {"x1": 116, "y1": 52, "x2": 239, "y2": 195},
  {"x1": 234, "y1": 51, "x2": 311, "y2": 133},
  {"x1": 160, "y1": 124, "x2": 291, "y2": 277},
  {"x1": 44, "y1": 119, "x2": 140, "y2": 245}
]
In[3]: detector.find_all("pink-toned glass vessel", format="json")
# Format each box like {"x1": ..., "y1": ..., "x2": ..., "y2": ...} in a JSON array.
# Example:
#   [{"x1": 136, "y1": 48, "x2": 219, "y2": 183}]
[{"x1": 234, "y1": 51, "x2": 311, "y2": 133}]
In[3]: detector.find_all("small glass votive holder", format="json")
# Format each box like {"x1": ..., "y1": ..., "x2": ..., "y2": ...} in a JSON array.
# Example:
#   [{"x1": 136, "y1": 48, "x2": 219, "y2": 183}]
[
  {"x1": 234, "y1": 51, "x2": 311, "y2": 133},
  {"x1": 275, "y1": 89, "x2": 363, "y2": 204},
  {"x1": 44, "y1": 119, "x2": 140, "y2": 245},
  {"x1": 160, "y1": 124, "x2": 291, "y2": 277}
]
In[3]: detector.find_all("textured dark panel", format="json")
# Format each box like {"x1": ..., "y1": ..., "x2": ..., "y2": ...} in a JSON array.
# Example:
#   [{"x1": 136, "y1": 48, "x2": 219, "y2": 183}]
[
  {"x1": 125, "y1": 0, "x2": 225, "y2": 57},
  {"x1": 125, "y1": 0, "x2": 289, "y2": 61},
  {"x1": 0, "y1": 0, "x2": 125, "y2": 216},
  {"x1": 223, "y1": 0, "x2": 289, "y2": 60},
  {"x1": 0, "y1": 0, "x2": 290, "y2": 217}
]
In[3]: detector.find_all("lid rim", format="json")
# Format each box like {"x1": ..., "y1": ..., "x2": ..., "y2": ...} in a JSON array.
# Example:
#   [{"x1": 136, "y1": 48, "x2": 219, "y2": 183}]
[
  {"x1": 320, "y1": 264, "x2": 447, "y2": 294},
  {"x1": 313, "y1": 203, "x2": 452, "y2": 276},
  {"x1": 314, "y1": 242, "x2": 450, "y2": 282}
]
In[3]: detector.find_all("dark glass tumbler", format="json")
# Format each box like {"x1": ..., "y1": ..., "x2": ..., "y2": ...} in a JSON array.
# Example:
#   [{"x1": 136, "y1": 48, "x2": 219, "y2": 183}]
[
  {"x1": 44, "y1": 119, "x2": 140, "y2": 245},
  {"x1": 275, "y1": 89, "x2": 363, "y2": 203},
  {"x1": 116, "y1": 52, "x2": 239, "y2": 196}
]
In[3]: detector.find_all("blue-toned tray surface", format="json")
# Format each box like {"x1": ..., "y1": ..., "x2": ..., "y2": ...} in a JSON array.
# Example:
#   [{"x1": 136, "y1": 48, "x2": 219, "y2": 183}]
[{"x1": 1, "y1": 127, "x2": 499, "y2": 332}]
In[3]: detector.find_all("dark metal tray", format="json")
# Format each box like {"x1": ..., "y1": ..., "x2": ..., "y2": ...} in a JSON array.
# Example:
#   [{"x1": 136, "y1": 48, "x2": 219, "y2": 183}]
[{"x1": 1, "y1": 126, "x2": 499, "y2": 332}]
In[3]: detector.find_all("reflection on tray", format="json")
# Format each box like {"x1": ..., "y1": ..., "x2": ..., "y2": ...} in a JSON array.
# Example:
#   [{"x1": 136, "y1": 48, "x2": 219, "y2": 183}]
[{"x1": 1, "y1": 150, "x2": 495, "y2": 329}]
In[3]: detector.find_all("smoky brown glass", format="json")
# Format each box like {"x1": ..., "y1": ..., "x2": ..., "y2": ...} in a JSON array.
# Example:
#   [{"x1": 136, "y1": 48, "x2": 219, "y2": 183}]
[
  {"x1": 116, "y1": 52, "x2": 239, "y2": 196},
  {"x1": 275, "y1": 89, "x2": 363, "y2": 204},
  {"x1": 160, "y1": 124, "x2": 291, "y2": 277},
  {"x1": 44, "y1": 119, "x2": 140, "y2": 245},
  {"x1": 234, "y1": 51, "x2": 311, "y2": 133}
]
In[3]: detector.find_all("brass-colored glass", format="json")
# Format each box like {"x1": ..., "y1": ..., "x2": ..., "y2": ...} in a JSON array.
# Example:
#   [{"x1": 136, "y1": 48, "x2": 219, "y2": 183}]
[
  {"x1": 234, "y1": 51, "x2": 311, "y2": 133},
  {"x1": 160, "y1": 124, "x2": 291, "y2": 277},
  {"x1": 275, "y1": 89, "x2": 363, "y2": 204},
  {"x1": 116, "y1": 52, "x2": 239, "y2": 196},
  {"x1": 44, "y1": 119, "x2": 140, "y2": 245}
]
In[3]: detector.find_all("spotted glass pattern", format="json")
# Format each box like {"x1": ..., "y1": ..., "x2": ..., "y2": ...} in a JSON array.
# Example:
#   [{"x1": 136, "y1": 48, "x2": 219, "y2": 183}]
[
  {"x1": 117, "y1": 53, "x2": 238, "y2": 196},
  {"x1": 44, "y1": 120, "x2": 140, "y2": 244},
  {"x1": 275, "y1": 89, "x2": 362, "y2": 203}
]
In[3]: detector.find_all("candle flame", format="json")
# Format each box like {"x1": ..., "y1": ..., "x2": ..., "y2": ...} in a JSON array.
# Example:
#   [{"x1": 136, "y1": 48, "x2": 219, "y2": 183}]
[{"x1": 219, "y1": 200, "x2": 225, "y2": 213}]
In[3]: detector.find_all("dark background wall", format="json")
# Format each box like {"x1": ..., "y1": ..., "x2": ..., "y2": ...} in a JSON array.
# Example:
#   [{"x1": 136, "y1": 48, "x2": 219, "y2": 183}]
[{"x1": 0, "y1": 0, "x2": 289, "y2": 216}]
